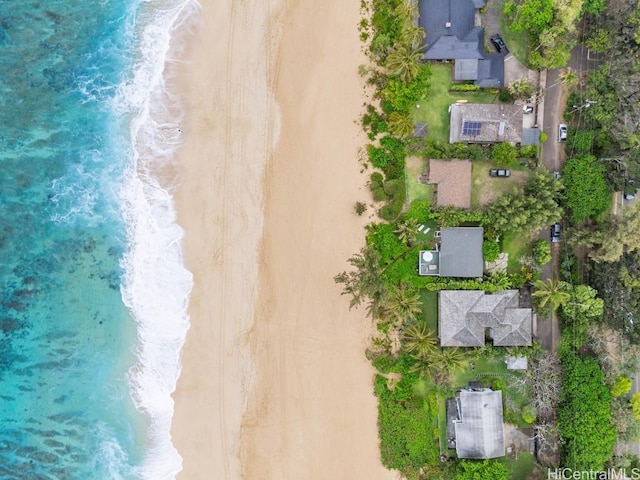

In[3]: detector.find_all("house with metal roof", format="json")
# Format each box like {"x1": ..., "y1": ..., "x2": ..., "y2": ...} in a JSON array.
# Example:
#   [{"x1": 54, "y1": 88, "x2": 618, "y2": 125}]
[
  {"x1": 419, "y1": 227, "x2": 483, "y2": 277},
  {"x1": 447, "y1": 388, "x2": 506, "y2": 459},
  {"x1": 438, "y1": 290, "x2": 532, "y2": 347},
  {"x1": 418, "y1": 0, "x2": 505, "y2": 87}
]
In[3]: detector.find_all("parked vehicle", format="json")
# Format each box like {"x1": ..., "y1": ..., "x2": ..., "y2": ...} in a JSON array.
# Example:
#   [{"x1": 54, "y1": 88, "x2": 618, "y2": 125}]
[
  {"x1": 558, "y1": 124, "x2": 568, "y2": 142},
  {"x1": 490, "y1": 34, "x2": 509, "y2": 54},
  {"x1": 553, "y1": 171, "x2": 562, "y2": 180},
  {"x1": 551, "y1": 223, "x2": 561, "y2": 242},
  {"x1": 625, "y1": 193, "x2": 636, "y2": 200},
  {"x1": 523, "y1": 105, "x2": 534, "y2": 114},
  {"x1": 489, "y1": 169, "x2": 511, "y2": 177}
]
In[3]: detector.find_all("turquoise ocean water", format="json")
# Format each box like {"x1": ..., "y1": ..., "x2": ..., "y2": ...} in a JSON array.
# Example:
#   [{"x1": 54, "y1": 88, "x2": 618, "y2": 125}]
[{"x1": 0, "y1": 1, "x2": 196, "y2": 478}]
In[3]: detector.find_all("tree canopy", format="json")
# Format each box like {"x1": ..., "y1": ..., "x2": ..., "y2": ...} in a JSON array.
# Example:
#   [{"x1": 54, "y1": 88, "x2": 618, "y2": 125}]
[
  {"x1": 562, "y1": 155, "x2": 611, "y2": 224},
  {"x1": 557, "y1": 351, "x2": 616, "y2": 470},
  {"x1": 487, "y1": 171, "x2": 563, "y2": 235}
]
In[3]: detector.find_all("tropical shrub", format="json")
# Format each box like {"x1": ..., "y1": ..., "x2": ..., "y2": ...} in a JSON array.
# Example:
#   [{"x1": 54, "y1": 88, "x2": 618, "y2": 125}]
[
  {"x1": 449, "y1": 83, "x2": 480, "y2": 92},
  {"x1": 362, "y1": 105, "x2": 388, "y2": 140},
  {"x1": 374, "y1": 373, "x2": 438, "y2": 471},
  {"x1": 455, "y1": 459, "x2": 510, "y2": 480},
  {"x1": 611, "y1": 376, "x2": 633, "y2": 397},
  {"x1": 522, "y1": 404, "x2": 537, "y2": 424},
  {"x1": 491, "y1": 142, "x2": 518, "y2": 167},
  {"x1": 632, "y1": 393, "x2": 640, "y2": 419},
  {"x1": 570, "y1": 130, "x2": 596, "y2": 155},
  {"x1": 383, "y1": 64, "x2": 432, "y2": 111},
  {"x1": 520, "y1": 144, "x2": 538, "y2": 158},
  {"x1": 483, "y1": 240, "x2": 500, "y2": 262},
  {"x1": 532, "y1": 239, "x2": 551, "y2": 266},
  {"x1": 355, "y1": 202, "x2": 368, "y2": 215}
]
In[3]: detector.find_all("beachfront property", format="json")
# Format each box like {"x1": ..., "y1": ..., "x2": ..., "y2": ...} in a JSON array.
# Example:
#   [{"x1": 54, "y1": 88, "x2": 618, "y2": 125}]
[
  {"x1": 446, "y1": 387, "x2": 506, "y2": 459},
  {"x1": 418, "y1": 0, "x2": 505, "y2": 87},
  {"x1": 449, "y1": 103, "x2": 524, "y2": 145},
  {"x1": 438, "y1": 290, "x2": 533, "y2": 347},
  {"x1": 418, "y1": 227, "x2": 483, "y2": 277}
]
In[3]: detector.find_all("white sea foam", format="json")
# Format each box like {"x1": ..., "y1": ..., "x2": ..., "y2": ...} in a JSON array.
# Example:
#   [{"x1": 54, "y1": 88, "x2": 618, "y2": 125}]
[{"x1": 114, "y1": 1, "x2": 201, "y2": 478}]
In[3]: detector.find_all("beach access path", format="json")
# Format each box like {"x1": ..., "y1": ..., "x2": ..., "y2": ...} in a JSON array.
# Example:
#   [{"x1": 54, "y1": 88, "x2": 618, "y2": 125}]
[{"x1": 171, "y1": 0, "x2": 396, "y2": 479}]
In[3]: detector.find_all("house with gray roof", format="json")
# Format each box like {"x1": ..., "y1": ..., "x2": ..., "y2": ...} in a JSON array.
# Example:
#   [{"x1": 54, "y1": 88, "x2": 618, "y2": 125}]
[
  {"x1": 418, "y1": 0, "x2": 505, "y2": 87},
  {"x1": 438, "y1": 290, "x2": 532, "y2": 347},
  {"x1": 449, "y1": 103, "x2": 523, "y2": 145},
  {"x1": 447, "y1": 388, "x2": 505, "y2": 459},
  {"x1": 419, "y1": 227, "x2": 483, "y2": 277}
]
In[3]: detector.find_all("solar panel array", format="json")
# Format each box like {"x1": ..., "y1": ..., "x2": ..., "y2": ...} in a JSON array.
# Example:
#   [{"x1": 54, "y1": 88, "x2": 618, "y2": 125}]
[{"x1": 462, "y1": 121, "x2": 481, "y2": 136}]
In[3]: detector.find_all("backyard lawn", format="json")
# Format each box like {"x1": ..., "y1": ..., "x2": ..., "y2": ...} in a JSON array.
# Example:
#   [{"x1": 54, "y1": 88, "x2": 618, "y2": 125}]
[
  {"x1": 420, "y1": 289, "x2": 438, "y2": 334},
  {"x1": 412, "y1": 64, "x2": 503, "y2": 143},
  {"x1": 502, "y1": 231, "x2": 531, "y2": 274},
  {"x1": 502, "y1": 452, "x2": 537, "y2": 479},
  {"x1": 470, "y1": 160, "x2": 530, "y2": 208},
  {"x1": 405, "y1": 156, "x2": 434, "y2": 205}
]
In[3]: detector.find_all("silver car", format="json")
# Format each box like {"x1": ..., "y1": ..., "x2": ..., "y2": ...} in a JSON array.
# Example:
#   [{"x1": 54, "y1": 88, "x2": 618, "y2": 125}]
[{"x1": 558, "y1": 124, "x2": 568, "y2": 142}]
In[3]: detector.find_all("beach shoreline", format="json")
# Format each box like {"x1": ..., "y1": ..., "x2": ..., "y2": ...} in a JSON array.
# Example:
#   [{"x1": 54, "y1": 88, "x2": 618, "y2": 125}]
[{"x1": 171, "y1": 1, "x2": 395, "y2": 478}]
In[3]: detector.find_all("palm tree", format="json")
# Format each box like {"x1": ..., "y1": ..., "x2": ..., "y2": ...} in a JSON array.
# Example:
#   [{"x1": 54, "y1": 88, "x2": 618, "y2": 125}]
[
  {"x1": 435, "y1": 347, "x2": 467, "y2": 373},
  {"x1": 334, "y1": 246, "x2": 389, "y2": 316},
  {"x1": 381, "y1": 285, "x2": 423, "y2": 325},
  {"x1": 532, "y1": 278, "x2": 571, "y2": 311},
  {"x1": 402, "y1": 322, "x2": 437, "y2": 359},
  {"x1": 400, "y1": 25, "x2": 426, "y2": 49},
  {"x1": 385, "y1": 43, "x2": 424, "y2": 83},
  {"x1": 394, "y1": 0, "x2": 419, "y2": 25},
  {"x1": 394, "y1": 217, "x2": 420, "y2": 244},
  {"x1": 416, "y1": 348, "x2": 467, "y2": 384},
  {"x1": 388, "y1": 111, "x2": 414, "y2": 138},
  {"x1": 559, "y1": 68, "x2": 578, "y2": 88}
]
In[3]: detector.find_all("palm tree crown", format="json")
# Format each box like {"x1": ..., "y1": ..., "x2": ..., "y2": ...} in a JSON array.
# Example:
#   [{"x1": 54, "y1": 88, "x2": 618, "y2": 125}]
[{"x1": 532, "y1": 278, "x2": 571, "y2": 311}]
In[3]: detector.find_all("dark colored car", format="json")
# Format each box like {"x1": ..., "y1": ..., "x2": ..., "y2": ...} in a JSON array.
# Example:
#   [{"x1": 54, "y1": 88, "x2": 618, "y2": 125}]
[
  {"x1": 490, "y1": 34, "x2": 509, "y2": 53},
  {"x1": 489, "y1": 169, "x2": 511, "y2": 177},
  {"x1": 551, "y1": 223, "x2": 561, "y2": 243}
]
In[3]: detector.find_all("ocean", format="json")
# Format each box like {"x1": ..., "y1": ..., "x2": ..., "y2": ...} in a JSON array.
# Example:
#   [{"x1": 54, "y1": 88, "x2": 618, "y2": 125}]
[{"x1": 0, "y1": 1, "x2": 197, "y2": 478}]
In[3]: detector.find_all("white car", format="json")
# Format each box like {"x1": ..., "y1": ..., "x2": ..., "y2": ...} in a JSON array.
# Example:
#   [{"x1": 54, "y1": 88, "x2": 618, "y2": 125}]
[{"x1": 558, "y1": 124, "x2": 568, "y2": 142}]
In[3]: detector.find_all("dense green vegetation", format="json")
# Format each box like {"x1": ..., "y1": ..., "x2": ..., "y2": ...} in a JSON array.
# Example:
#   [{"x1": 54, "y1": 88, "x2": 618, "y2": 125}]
[
  {"x1": 561, "y1": 155, "x2": 611, "y2": 224},
  {"x1": 454, "y1": 459, "x2": 510, "y2": 480},
  {"x1": 375, "y1": 373, "x2": 438, "y2": 471},
  {"x1": 557, "y1": 349, "x2": 616, "y2": 470},
  {"x1": 503, "y1": 0, "x2": 596, "y2": 69}
]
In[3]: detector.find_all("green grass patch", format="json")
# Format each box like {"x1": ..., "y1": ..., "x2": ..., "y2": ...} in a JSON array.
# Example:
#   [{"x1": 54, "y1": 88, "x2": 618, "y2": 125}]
[
  {"x1": 501, "y1": 452, "x2": 537, "y2": 479},
  {"x1": 412, "y1": 65, "x2": 502, "y2": 143},
  {"x1": 453, "y1": 355, "x2": 509, "y2": 386},
  {"x1": 420, "y1": 289, "x2": 439, "y2": 333},
  {"x1": 499, "y1": 8, "x2": 531, "y2": 67},
  {"x1": 502, "y1": 231, "x2": 530, "y2": 274},
  {"x1": 437, "y1": 395, "x2": 448, "y2": 456},
  {"x1": 405, "y1": 156, "x2": 435, "y2": 205},
  {"x1": 471, "y1": 160, "x2": 512, "y2": 208}
]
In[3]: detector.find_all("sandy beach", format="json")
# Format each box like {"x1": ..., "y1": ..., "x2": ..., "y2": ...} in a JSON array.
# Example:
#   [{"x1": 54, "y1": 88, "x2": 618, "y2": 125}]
[{"x1": 171, "y1": 0, "x2": 395, "y2": 478}]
